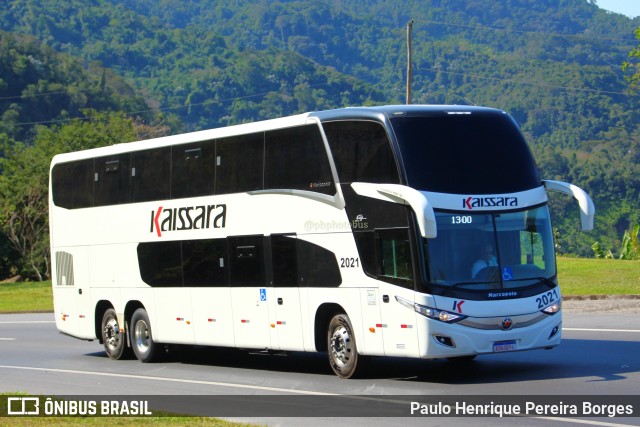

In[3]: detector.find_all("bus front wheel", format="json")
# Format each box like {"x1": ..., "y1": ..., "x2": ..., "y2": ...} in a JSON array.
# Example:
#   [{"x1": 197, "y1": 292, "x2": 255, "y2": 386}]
[
  {"x1": 130, "y1": 308, "x2": 158, "y2": 363},
  {"x1": 327, "y1": 313, "x2": 360, "y2": 379},
  {"x1": 101, "y1": 308, "x2": 130, "y2": 360}
]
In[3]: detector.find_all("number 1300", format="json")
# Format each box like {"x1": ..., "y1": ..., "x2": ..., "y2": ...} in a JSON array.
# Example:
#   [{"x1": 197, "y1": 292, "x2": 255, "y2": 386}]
[{"x1": 451, "y1": 216, "x2": 472, "y2": 224}]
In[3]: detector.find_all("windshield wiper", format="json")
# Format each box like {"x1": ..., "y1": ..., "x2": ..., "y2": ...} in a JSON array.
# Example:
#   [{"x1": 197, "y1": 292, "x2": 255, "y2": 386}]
[
  {"x1": 505, "y1": 276, "x2": 557, "y2": 288},
  {"x1": 451, "y1": 276, "x2": 556, "y2": 288},
  {"x1": 451, "y1": 280, "x2": 499, "y2": 288}
]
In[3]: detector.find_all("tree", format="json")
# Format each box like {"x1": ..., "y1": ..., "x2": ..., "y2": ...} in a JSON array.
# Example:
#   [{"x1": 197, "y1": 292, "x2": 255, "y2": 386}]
[
  {"x1": 623, "y1": 27, "x2": 640, "y2": 91},
  {"x1": 0, "y1": 111, "x2": 138, "y2": 280}
]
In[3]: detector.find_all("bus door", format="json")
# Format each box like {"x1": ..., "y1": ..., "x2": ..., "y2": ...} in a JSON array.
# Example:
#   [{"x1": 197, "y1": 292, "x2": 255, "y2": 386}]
[
  {"x1": 375, "y1": 229, "x2": 420, "y2": 357},
  {"x1": 138, "y1": 241, "x2": 195, "y2": 344},
  {"x1": 188, "y1": 239, "x2": 235, "y2": 348},
  {"x1": 53, "y1": 249, "x2": 94, "y2": 339},
  {"x1": 228, "y1": 235, "x2": 272, "y2": 350},
  {"x1": 268, "y1": 234, "x2": 304, "y2": 351}
]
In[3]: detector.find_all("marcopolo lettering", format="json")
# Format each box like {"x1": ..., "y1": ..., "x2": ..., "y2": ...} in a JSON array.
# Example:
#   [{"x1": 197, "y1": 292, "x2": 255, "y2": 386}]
[
  {"x1": 487, "y1": 291, "x2": 518, "y2": 299},
  {"x1": 150, "y1": 204, "x2": 226, "y2": 237},
  {"x1": 463, "y1": 196, "x2": 518, "y2": 210}
]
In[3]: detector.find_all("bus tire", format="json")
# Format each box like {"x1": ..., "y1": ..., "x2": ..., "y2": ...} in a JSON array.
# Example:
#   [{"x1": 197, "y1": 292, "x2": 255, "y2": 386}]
[
  {"x1": 327, "y1": 313, "x2": 360, "y2": 379},
  {"x1": 101, "y1": 308, "x2": 130, "y2": 360},
  {"x1": 130, "y1": 308, "x2": 158, "y2": 363}
]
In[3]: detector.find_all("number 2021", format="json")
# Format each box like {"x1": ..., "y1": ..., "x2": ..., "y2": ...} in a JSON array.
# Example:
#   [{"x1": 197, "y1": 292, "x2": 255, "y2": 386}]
[
  {"x1": 536, "y1": 289, "x2": 559, "y2": 308},
  {"x1": 340, "y1": 258, "x2": 359, "y2": 268}
]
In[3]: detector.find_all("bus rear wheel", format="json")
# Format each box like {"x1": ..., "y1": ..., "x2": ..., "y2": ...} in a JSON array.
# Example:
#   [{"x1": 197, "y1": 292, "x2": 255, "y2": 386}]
[
  {"x1": 101, "y1": 308, "x2": 130, "y2": 360},
  {"x1": 130, "y1": 308, "x2": 159, "y2": 363},
  {"x1": 327, "y1": 313, "x2": 360, "y2": 379}
]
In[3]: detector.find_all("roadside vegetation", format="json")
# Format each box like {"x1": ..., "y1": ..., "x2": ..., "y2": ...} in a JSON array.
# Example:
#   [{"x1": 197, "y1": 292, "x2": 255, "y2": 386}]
[
  {"x1": 0, "y1": 281, "x2": 52, "y2": 313},
  {"x1": 0, "y1": 417, "x2": 254, "y2": 427},
  {"x1": 556, "y1": 256, "x2": 640, "y2": 295}
]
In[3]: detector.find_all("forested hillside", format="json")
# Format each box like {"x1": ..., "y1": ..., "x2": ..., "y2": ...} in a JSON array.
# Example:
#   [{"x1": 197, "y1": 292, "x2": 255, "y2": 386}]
[{"x1": 0, "y1": 0, "x2": 638, "y2": 279}]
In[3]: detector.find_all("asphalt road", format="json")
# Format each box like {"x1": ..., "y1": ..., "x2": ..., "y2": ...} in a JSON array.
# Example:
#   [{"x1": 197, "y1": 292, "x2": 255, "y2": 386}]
[{"x1": 0, "y1": 310, "x2": 638, "y2": 426}]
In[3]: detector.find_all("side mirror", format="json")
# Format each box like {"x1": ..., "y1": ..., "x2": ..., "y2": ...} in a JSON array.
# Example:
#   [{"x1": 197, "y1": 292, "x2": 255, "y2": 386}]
[
  {"x1": 543, "y1": 180, "x2": 595, "y2": 231},
  {"x1": 351, "y1": 183, "x2": 437, "y2": 238}
]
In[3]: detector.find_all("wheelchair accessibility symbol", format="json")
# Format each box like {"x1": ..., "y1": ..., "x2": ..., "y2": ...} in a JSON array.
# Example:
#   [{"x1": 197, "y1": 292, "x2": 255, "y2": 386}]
[
  {"x1": 502, "y1": 267, "x2": 513, "y2": 281},
  {"x1": 259, "y1": 288, "x2": 267, "y2": 302}
]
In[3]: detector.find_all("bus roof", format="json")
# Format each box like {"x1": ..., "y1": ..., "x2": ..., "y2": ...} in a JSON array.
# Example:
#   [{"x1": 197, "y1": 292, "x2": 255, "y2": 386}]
[
  {"x1": 50, "y1": 105, "x2": 506, "y2": 165},
  {"x1": 51, "y1": 112, "x2": 311, "y2": 164},
  {"x1": 310, "y1": 104, "x2": 506, "y2": 121}
]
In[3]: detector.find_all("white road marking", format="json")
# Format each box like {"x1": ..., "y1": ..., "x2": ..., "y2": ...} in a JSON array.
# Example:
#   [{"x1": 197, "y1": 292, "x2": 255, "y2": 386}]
[
  {"x1": 564, "y1": 328, "x2": 640, "y2": 333},
  {"x1": 0, "y1": 364, "x2": 338, "y2": 395},
  {"x1": 0, "y1": 365, "x2": 637, "y2": 426},
  {"x1": 0, "y1": 321, "x2": 55, "y2": 324},
  {"x1": 0, "y1": 338, "x2": 16, "y2": 341},
  {"x1": 535, "y1": 416, "x2": 639, "y2": 427}
]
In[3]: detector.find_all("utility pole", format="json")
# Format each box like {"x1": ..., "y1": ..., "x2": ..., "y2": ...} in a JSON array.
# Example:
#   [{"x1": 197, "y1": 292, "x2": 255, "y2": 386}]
[{"x1": 406, "y1": 19, "x2": 414, "y2": 105}]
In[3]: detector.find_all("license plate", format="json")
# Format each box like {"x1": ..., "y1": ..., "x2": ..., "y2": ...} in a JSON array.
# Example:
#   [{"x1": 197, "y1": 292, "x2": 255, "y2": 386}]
[{"x1": 493, "y1": 340, "x2": 517, "y2": 352}]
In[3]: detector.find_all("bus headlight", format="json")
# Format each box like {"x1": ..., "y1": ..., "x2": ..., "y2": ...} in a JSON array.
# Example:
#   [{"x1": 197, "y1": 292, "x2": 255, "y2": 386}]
[
  {"x1": 395, "y1": 296, "x2": 467, "y2": 323},
  {"x1": 541, "y1": 301, "x2": 561, "y2": 315}
]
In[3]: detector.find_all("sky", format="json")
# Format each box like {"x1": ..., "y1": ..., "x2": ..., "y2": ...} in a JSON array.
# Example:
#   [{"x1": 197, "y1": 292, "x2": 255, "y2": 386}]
[{"x1": 596, "y1": 0, "x2": 640, "y2": 18}]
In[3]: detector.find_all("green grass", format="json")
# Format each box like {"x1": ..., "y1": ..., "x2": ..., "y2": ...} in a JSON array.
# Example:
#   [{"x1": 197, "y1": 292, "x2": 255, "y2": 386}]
[
  {"x1": 0, "y1": 281, "x2": 53, "y2": 313},
  {"x1": 557, "y1": 256, "x2": 640, "y2": 295},
  {"x1": 0, "y1": 417, "x2": 255, "y2": 427},
  {"x1": 0, "y1": 256, "x2": 638, "y2": 315}
]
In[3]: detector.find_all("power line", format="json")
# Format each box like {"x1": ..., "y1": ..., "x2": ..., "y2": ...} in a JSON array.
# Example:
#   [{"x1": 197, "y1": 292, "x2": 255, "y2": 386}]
[
  {"x1": 7, "y1": 67, "x2": 636, "y2": 130},
  {"x1": 412, "y1": 65, "x2": 636, "y2": 97},
  {"x1": 5, "y1": 82, "x2": 331, "y2": 128},
  {"x1": 423, "y1": 19, "x2": 638, "y2": 44},
  {"x1": 0, "y1": 90, "x2": 72, "y2": 101}
]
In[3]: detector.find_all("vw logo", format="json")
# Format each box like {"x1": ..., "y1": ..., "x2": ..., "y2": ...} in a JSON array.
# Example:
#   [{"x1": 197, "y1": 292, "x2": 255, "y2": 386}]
[{"x1": 501, "y1": 318, "x2": 513, "y2": 330}]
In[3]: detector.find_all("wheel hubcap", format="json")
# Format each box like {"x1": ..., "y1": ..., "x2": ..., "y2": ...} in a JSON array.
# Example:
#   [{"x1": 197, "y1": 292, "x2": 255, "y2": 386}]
[
  {"x1": 134, "y1": 320, "x2": 150, "y2": 353},
  {"x1": 104, "y1": 317, "x2": 120, "y2": 351},
  {"x1": 330, "y1": 325, "x2": 353, "y2": 368}
]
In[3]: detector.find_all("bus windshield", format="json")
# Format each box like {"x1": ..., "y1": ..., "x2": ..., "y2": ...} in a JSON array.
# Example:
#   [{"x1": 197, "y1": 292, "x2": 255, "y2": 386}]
[{"x1": 425, "y1": 206, "x2": 556, "y2": 292}]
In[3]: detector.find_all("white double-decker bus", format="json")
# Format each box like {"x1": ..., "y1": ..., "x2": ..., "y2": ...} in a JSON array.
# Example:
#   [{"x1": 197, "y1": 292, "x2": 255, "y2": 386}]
[{"x1": 49, "y1": 105, "x2": 594, "y2": 378}]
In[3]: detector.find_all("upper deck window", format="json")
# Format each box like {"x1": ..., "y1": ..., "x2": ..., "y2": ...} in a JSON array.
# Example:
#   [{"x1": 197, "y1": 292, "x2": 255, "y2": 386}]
[
  {"x1": 264, "y1": 125, "x2": 335, "y2": 195},
  {"x1": 52, "y1": 124, "x2": 336, "y2": 209},
  {"x1": 323, "y1": 120, "x2": 400, "y2": 184},
  {"x1": 391, "y1": 112, "x2": 540, "y2": 194}
]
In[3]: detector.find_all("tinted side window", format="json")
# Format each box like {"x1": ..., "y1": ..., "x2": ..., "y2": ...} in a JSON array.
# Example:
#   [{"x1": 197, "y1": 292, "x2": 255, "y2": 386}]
[
  {"x1": 265, "y1": 125, "x2": 336, "y2": 194},
  {"x1": 132, "y1": 148, "x2": 171, "y2": 202},
  {"x1": 216, "y1": 133, "x2": 264, "y2": 194},
  {"x1": 271, "y1": 234, "x2": 297, "y2": 287},
  {"x1": 353, "y1": 231, "x2": 376, "y2": 277},
  {"x1": 376, "y1": 228, "x2": 413, "y2": 288},
  {"x1": 297, "y1": 239, "x2": 341, "y2": 287},
  {"x1": 94, "y1": 154, "x2": 131, "y2": 206},
  {"x1": 137, "y1": 241, "x2": 183, "y2": 287},
  {"x1": 229, "y1": 235, "x2": 265, "y2": 287},
  {"x1": 323, "y1": 120, "x2": 400, "y2": 184},
  {"x1": 171, "y1": 141, "x2": 215, "y2": 199},
  {"x1": 182, "y1": 239, "x2": 228, "y2": 287},
  {"x1": 51, "y1": 159, "x2": 94, "y2": 209}
]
